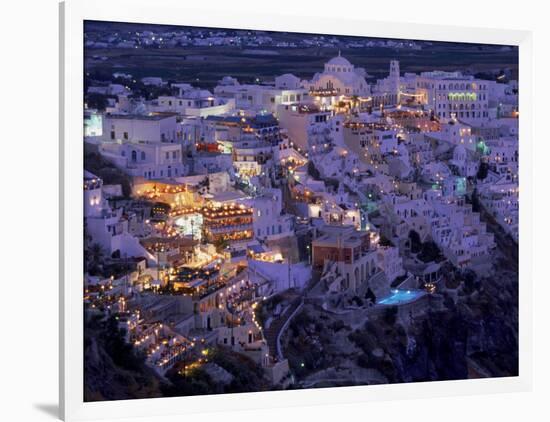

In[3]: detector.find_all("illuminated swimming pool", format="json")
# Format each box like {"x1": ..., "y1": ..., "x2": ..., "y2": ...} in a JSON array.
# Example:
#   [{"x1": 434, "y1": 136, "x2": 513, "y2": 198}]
[{"x1": 377, "y1": 289, "x2": 425, "y2": 306}]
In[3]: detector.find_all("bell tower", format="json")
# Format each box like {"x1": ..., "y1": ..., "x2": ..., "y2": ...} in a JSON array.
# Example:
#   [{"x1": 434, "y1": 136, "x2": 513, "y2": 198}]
[{"x1": 389, "y1": 60, "x2": 400, "y2": 101}]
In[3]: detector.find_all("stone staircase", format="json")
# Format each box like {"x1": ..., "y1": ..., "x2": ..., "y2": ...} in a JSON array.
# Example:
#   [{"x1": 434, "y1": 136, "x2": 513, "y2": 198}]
[{"x1": 264, "y1": 297, "x2": 302, "y2": 360}]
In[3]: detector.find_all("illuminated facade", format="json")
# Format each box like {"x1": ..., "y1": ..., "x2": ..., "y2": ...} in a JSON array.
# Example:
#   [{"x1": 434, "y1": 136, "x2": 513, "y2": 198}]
[
  {"x1": 343, "y1": 121, "x2": 400, "y2": 164},
  {"x1": 201, "y1": 204, "x2": 254, "y2": 245},
  {"x1": 84, "y1": 171, "x2": 155, "y2": 263},
  {"x1": 371, "y1": 60, "x2": 401, "y2": 106},
  {"x1": 134, "y1": 180, "x2": 197, "y2": 208},
  {"x1": 172, "y1": 266, "x2": 221, "y2": 296},
  {"x1": 312, "y1": 226, "x2": 379, "y2": 294},
  {"x1": 213, "y1": 77, "x2": 309, "y2": 117},
  {"x1": 100, "y1": 141, "x2": 187, "y2": 180},
  {"x1": 414, "y1": 71, "x2": 490, "y2": 122},
  {"x1": 306, "y1": 52, "x2": 369, "y2": 96},
  {"x1": 277, "y1": 102, "x2": 332, "y2": 150}
]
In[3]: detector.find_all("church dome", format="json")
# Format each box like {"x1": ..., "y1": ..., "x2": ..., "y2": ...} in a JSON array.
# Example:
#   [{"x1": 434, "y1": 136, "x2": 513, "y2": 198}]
[
  {"x1": 187, "y1": 89, "x2": 213, "y2": 99},
  {"x1": 327, "y1": 55, "x2": 352, "y2": 67}
]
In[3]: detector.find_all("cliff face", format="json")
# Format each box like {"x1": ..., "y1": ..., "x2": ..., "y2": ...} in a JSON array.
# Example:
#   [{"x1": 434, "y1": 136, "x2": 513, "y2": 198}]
[
  {"x1": 84, "y1": 316, "x2": 271, "y2": 401},
  {"x1": 383, "y1": 303, "x2": 517, "y2": 384},
  {"x1": 84, "y1": 316, "x2": 163, "y2": 402},
  {"x1": 283, "y1": 266, "x2": 518, "y2": 387}
]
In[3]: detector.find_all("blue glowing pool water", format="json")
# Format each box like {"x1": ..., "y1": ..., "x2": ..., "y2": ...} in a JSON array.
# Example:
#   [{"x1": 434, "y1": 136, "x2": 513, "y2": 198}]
[{"x1": 377, "y1": 289, "x2": 425, "y2": 306}]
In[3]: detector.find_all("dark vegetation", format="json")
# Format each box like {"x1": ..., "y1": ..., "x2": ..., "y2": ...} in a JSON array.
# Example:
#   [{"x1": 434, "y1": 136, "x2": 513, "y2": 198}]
[
  {"x1": 470, "y1": 188, "x2": 481, "y2": 213},
  {"x1": 84, "y1": 142, "x2": 133, "y2": 197},
  {"x1": 379, "y1": 234, "x2": 394, "y2": 247},
  {"x1": 408, "y1": 230, "x2": 444, "y2": 263},
  {"x1": 307, "y1": 161, "x2": 321, "y2": 180},
  {"x1": 284, "y1": 310, "x2": 336, "y2": 378},
  {"x1": 84, "y1": 241, "x2": 106, "y2": 276},
  {"x1": 162, "y1": 347, "x2": 269, "y2": 397},
  {"x1": 477, "y1": 162, "x2": 489, "y2": 180},
  {"x1": 85, "y1": 92, "x2": 116, "y2": 111}
]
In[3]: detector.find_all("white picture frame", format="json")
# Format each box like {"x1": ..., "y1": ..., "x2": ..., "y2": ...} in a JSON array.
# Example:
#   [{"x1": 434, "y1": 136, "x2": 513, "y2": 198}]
[{"x1": 60, "y1": 1, "x2": 533, "y2": 420}]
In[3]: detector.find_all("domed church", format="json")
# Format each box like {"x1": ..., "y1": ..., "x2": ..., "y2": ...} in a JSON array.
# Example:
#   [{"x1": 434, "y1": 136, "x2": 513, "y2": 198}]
[{"x1": 306, "y1": 51, "x2": 370, "y2": 96}]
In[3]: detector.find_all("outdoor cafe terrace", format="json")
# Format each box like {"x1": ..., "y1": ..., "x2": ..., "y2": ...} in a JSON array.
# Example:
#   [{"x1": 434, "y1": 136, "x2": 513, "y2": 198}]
[{"x1": 169, "y1": 203, "x2": 253, "y2": 219}]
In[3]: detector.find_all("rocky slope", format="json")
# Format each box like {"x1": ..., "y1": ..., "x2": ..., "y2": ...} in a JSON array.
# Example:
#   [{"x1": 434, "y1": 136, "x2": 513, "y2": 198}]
[
  {"x1": 282, "y1": 264, "x2": 518, "y2": 387},
  {"x1": 84, "y1": 316, "x2": 163, "y2": 402}
]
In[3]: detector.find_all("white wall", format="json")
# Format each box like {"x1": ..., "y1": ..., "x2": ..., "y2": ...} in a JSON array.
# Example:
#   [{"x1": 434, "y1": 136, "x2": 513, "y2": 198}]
[{"x1": 102, "y1": 115, "x2": 178, "y2": 143}]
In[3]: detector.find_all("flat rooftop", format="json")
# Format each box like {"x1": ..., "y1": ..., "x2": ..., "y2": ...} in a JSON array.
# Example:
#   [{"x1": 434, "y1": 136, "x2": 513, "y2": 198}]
[
  {"x1": 105, "y1": 112, "x2": 178, "y2": 121},
  {"x1": 210, "y1": 190, "x2": 249, "y2": 203},
  {"x1": 313, "y1": 225, "x2": 368, "y2": 248}
]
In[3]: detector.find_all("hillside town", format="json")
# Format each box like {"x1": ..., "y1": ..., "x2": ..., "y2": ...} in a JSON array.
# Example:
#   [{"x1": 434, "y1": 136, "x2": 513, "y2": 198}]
[
  {"x1": 83, "y1": 25, "x2": 519, "y2": 400},
  {"x1": 85, "y1": 23, "x2": 424, "y2": 51}
]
